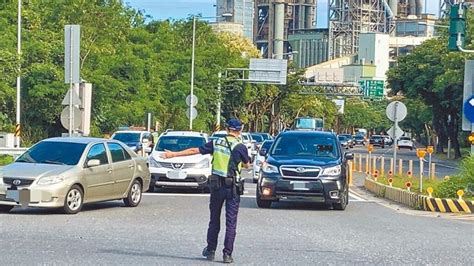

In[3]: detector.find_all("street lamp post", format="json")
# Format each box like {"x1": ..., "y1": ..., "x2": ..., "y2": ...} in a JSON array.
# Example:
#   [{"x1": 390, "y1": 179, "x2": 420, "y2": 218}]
[{"x1": 189, "y1": 13, "x2": 232, "y2": 131}]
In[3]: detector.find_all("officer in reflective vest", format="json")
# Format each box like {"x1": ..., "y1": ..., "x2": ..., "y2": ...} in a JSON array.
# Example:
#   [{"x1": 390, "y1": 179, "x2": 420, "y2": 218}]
[{"x1": 162, "y1": 118, "x2": 250, "y2": 263}]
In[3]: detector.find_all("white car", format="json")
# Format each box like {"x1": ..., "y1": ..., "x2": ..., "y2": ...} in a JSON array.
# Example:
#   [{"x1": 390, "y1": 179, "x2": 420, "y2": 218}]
[
  {"x1": 397, "y1": 136, "x2": 415, "y2": 150},
  {"x1": 241, "y1": 132, "x2": 256, "y2": 160},
  {"x1": 148, "y1": 131, "x2": 211, "y2": 191},
  {"x1": 252, "y1": 140, "x2": 273, "y2": 183}
]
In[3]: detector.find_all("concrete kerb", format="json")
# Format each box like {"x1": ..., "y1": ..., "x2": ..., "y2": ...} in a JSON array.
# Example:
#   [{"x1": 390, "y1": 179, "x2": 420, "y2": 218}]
[{"x1": 364, "y1": 178, "x2": 474, "y2": 214}]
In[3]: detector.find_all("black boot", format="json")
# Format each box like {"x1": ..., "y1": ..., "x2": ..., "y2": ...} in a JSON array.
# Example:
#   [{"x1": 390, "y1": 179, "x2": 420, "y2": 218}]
[
  {"x1": 223, "y1": 253, "x2": 234, "y2": 264},
  {"x1": 202, "y1": 247, "x2": 215, "y2": 261}
]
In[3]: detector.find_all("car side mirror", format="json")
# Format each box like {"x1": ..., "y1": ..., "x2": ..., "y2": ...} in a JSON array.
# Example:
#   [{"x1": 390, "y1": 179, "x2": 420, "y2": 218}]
[
  {"x1": 345, "y1": 153, "x2": 354, "y2": 160},
  {"x1": 87, "y1": 159, "x2": 101, "y2": 167},
  {"x1": 259, "y1": 148, "x2": 267, "y2": 156}
]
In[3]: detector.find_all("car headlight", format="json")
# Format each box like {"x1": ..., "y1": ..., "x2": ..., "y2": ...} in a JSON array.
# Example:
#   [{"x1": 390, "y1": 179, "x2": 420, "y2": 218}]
[
  {"x1": 321, "y1": 165, "x2": 341, "y2": 177},
  {"x1": 37, "y1": 176, "x2": 65, "y2": 185},
  {"x1": 149, "y1": 157, "x2": 161, "y2": 168},
  {"x1": 195, "y1": 158, "x2": 210, "y2": 169},
  {"x1": 262, "y1": 163, "x2": 279, "y2": 174}
]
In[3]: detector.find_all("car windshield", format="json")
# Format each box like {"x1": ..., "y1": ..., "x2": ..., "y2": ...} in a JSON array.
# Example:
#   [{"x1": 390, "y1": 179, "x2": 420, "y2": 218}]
[
  {"x1": 355, "y1": 135, "x2": 364, "y2": 140},
  {"x1": 112, "y1": 132, "x2": 140, "y2": 143},
  {"x1": 250, "y1": 134, "x2": 264, "y2": 142},
  {"x1": 271, "y1": 134, "x2": 338, "y2": 158},
  {"x1": 261, "y1": 141, "x2": 273, "y2": 150},
  {"x1": 400, "y1": 137, "x2": 411, "y2": 141},
  {"x1": 338, "y1": 136, "x2": 347, "y2": 141},
  {"x1": 16, "y1": 141, "x2": 87, "y2": 165},
  {"x1": 156, "y1": 136, "x2": 206, "y2": 151},
  {"x1": 260, "y1": 133, "x2": 272, "y2": 140}
]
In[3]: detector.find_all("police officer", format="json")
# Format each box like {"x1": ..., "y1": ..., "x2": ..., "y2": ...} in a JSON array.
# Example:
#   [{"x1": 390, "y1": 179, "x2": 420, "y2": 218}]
[{"x1": 162, "y1": 118, "x2": 250, "y2": 263}]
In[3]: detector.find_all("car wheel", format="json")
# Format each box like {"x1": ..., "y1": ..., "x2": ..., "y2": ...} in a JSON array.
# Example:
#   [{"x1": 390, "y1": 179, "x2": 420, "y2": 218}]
[
  {"x1": 124, "y1": 179, "x2": 142, "y2": 207},
  {"x1": 333, "y1": 187, "x2": 348, "y2": 211},
  {"x1": 0, "y1": 205, "x2": 14, "y2": 213},
  {"x1": 63, "y1": 185, "x2": 84, "y2": 214}
]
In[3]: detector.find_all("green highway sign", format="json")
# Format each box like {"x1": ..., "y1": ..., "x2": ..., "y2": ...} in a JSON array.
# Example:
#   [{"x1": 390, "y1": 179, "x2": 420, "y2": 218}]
[{"x1": 360, "y1": 80, "x2": 384, "y2": 99}]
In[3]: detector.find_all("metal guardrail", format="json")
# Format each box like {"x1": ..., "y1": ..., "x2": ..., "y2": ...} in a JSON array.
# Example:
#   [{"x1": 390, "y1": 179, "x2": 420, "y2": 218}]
[{"x1": 0, "y1": 148, "x2": 28, "y2": 157}]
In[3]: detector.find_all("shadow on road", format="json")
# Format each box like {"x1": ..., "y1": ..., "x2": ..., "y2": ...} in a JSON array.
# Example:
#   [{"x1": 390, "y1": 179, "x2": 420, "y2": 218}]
[
  {"x1": 240, "y1": 197, "x2": 332, "y2": 211},
  {"x1": 97, "y1": 248, "x2": 207, "y2": 263},
  {"x1": 7, "y1": 200, "x2": 126, "y2": 215}
]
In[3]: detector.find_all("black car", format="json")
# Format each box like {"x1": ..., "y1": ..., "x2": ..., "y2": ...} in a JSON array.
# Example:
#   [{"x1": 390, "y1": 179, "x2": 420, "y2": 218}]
[
  {"x1": 369, "y1": 135, "x2": 385, "y2": 148},
  {"x1": 256, "y1": 130, "x2": 353, "y2": 210},
  {"x1": 354, "y1": 135, "x2": 365, "y2": 146}
]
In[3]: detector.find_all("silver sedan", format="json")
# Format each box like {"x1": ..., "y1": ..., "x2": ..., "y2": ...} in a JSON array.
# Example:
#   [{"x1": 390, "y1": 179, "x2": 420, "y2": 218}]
[{"x1": 0, "y1": 137, "x2": 151, "y2": 214}]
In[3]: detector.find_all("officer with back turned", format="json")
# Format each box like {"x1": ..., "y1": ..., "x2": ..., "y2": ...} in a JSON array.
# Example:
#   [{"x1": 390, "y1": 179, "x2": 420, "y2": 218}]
[{"x1": 162, "y1": 118, "x2": 250, "y2": 263}]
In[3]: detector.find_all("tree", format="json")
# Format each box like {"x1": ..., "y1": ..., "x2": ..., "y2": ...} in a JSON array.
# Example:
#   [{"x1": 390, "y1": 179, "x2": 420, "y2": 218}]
[{"x1": 387, "y1": 35, "x2": 466, "y2": 158}]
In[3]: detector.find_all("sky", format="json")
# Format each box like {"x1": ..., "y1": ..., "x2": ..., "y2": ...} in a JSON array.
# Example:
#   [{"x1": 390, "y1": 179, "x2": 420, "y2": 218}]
[{"x1": 126, "y1": 0, "x2": 440, "y2": 28}]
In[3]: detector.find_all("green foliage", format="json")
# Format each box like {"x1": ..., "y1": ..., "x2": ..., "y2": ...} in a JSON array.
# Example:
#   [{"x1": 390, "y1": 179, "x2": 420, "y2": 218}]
[
  {"x1": 339, "y1": 98, "x2": 391, "y2": 133},
  {"x1": 386, "y1": 11, "x2": 474, "y2": 157},
  {"x1": 0, "y1": 155, "x2": 14, "y2": 166},
  {"x1": 0, "y1": 1, "x2": 266, "y2": 142},
  {"x1": 435, "y1": 156, "x2": 474, "y2": 198}
]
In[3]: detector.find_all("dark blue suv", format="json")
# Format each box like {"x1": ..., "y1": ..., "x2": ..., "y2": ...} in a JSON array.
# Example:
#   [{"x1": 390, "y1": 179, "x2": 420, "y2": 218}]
[{"x1": 256, "y1": 130, "x2": 353, "y2": 210}]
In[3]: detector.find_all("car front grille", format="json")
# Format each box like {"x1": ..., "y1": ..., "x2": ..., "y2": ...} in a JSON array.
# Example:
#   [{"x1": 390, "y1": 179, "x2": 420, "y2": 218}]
[
  {"x1": 158, "y1": 162, "x2": 196, "y2": 169},
  {"x1": 280, "y1": 166, "x2": 321, "y2": 179},
  {"x1": 3, "y1": 177, "x2": 35, "y2": 187}
]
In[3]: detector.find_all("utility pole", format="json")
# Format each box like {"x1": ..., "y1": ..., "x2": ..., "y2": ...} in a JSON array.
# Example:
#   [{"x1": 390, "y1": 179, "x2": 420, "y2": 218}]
[
  {"x1": 217, "y1": 72, "x2": 222, "y2": 130},
  {"x1": 15, "y1": 0, "x2": 22, "y2": 147},
  {"x1": 189, "y1": 16, "x2": 196, "y2": 130}
]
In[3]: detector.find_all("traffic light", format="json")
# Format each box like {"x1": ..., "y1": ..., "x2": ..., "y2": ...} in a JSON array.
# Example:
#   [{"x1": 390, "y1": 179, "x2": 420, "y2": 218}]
[
  {"x1": 468, "y1": 133, "x2": 474, "y2": 145},
  {"x1": 448, "y1": 4, "x2": 467, "y2": 52}
]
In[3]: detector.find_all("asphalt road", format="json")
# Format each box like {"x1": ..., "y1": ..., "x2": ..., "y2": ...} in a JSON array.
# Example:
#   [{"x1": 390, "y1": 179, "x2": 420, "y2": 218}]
[
  {"x1": 349, "y1": 146, "x2": 460, "y2": 178},
  {"x1": 0, "y1": 170, "x2": 472, "y2": 265}
]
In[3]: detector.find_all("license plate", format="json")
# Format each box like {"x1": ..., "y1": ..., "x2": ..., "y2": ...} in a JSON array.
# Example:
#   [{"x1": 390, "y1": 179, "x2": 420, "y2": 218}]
[
  {"x1": 166, "y1": 170, "x2": 187, "y2": 179},
  {"x1": 291, "y1": 181, "x2": 309, "y2": 191},
  {"x1": 6, "y1": 189, "x2": 30, "y2": 205}
]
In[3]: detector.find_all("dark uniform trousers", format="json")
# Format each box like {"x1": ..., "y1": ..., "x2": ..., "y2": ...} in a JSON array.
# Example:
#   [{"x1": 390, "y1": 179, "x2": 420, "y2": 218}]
[{"x1": 206, "y1": 183, "x2": 240, "y2": 255}]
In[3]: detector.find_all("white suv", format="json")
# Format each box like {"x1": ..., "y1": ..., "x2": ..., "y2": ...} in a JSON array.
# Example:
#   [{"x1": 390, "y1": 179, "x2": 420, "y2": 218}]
[{"x1": 148, "y1": 131, "x2": 211, "y2": 191}]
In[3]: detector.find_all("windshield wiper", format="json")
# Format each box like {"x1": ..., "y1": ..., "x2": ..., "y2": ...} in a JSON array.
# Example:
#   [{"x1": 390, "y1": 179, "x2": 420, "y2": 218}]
[{"x1": 40, "y1": 160, "x2": 66, "y2": 165}]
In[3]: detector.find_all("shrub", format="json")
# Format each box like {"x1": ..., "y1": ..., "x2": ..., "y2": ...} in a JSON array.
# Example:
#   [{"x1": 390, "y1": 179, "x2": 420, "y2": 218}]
[
  {"x1": 0, "y1": 155, "x2": 14, "y2": 166},
  {"x1": 435, "y1": 156, "x2": 474, "y2": 198}
]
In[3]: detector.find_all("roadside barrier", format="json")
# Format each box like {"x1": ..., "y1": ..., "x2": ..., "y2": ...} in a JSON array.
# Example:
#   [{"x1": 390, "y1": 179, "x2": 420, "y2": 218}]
[
  {"x1": 365, "y1": 178, "x2": 474, "y2": 213},
  {"x1": 365, "y1": 178, "x2": 423, "y2": 209},
  {"x1": 424, "y1": 195, "x2": 474, "y2": 213}
]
